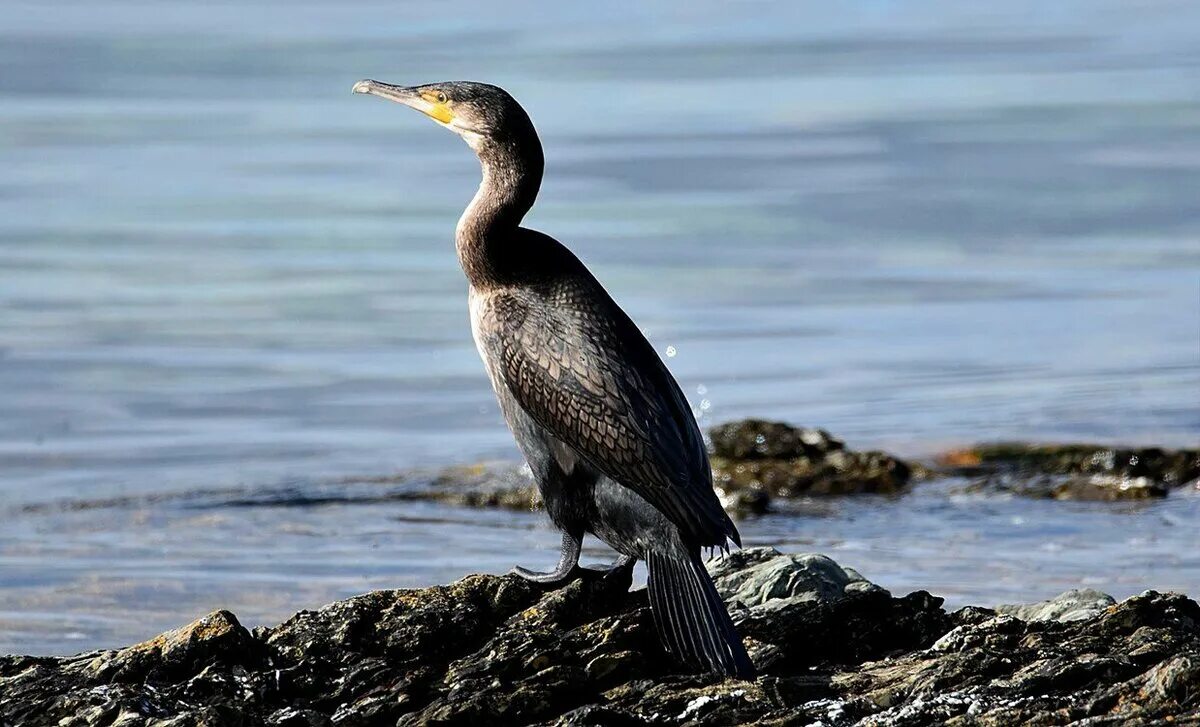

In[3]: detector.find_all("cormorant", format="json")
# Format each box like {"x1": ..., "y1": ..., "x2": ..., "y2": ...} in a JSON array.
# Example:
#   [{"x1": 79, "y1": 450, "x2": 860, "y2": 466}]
[{"x1": 353, "y1": 79, "x2": 754, "y2": 679}]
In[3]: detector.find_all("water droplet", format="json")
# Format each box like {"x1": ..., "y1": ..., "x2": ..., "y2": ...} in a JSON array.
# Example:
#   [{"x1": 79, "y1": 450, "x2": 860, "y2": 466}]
[
  {"x1": 665, "y1": 345, "x2": 676, "y2": 358},
  {"x1": 696, "y1": 384, "x2": 708, "y2": 395},
  {"x1": 700, "y1": 399, "x2": 711, "y2": 411}
]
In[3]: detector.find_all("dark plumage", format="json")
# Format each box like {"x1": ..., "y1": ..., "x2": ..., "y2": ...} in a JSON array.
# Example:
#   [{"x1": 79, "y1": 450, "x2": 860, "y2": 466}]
[{"x1": 353, "y1": 79, "x2": 754, "y2": 678}]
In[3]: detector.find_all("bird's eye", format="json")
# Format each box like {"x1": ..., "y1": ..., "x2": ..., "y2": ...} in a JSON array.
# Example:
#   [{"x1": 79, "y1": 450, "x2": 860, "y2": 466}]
[{"x1": 436, "y1": 92, "x2": 448, "y2": 104}]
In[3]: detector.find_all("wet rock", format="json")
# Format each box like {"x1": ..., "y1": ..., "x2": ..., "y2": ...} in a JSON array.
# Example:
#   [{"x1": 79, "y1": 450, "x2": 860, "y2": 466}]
[
  {"x1": 963, "y1": 472, "x2": 1172, "y2": 501},
  {"x1": 952, "y1": 443, "x2": 1200, "y2": 484},
  {"x1": 4, "y1": 549, "x2": 1197, "y2": 726},
  {"x1": 1045, "y1": 473, "x2": 1169, "y2": 501},
  {"x1": 996, "y1": 588, "x2": 1117, "y2": 623},
  {"x1": 716, "y1": 485, "x2": 772, "y2": 517},
  {"x1": 939, "y1": 442, "x2": 1200, "y2": 500},
  {"x1": 709, "y1": 419, "x2": 845, "y2": 460},
  {"x1": 709, "y1": 419, "x2": 915, "y2": 501}
]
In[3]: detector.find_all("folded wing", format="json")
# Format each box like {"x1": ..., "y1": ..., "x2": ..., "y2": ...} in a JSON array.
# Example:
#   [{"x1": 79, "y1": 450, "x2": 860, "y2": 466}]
[{"x1": 479, "y1": 276, "x2": 736, "y2": 547}]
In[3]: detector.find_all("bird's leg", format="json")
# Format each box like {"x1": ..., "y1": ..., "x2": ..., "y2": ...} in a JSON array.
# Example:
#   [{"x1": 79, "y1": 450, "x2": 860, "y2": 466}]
[{"x1": 511, "y1": 529, "x2": 582, "y2": 585}]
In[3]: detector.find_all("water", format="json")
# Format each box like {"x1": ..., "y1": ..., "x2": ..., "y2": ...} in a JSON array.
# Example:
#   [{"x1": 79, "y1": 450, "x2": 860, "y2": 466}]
[{"x1": 1, "y1": 0, "x2": 1198, "y2": 654}]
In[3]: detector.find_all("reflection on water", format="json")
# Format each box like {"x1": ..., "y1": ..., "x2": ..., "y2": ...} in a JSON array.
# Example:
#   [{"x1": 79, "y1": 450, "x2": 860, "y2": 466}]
[{"x1": 1, "y1": 0, "x2": 1198, "y2": 654}]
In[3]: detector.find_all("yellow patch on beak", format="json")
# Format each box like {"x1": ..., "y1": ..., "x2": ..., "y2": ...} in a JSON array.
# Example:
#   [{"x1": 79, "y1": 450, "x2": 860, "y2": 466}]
[{"x1": 418, "y1": 92, "x2": 454, "y2": 124}]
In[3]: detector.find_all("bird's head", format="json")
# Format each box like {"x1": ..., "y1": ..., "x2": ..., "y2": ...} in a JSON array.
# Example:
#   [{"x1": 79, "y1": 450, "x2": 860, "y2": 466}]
[{"x1": 352, "y1": 79, "x2": 535, "y2": 152}]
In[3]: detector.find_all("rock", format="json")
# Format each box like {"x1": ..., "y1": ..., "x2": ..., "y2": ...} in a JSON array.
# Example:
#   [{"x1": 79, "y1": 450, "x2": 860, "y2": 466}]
[
  {"x1": 709, "y1": 420, "x2": 845, "y2": 460},
  {"x1": 716, "y1": 485, "x2": 772, "y2": 517},
  {"x1": 995, "y1": 588, "x2": 1117, "y2": 622},
  {"x1": 961, "y1": 472, "x2": 1172, "y2": 501},
  {"x1": 709, "y1": 419, "x2": 916, "y2": 501},
  {"x1": 96, "y1": 609, "x2": 257, "y2": 683},
  {"x1": 708, "y1": 548, "x2": 886, "y2": 610},
  {"x1": 938, "y1": 442, "x2": 1200, "y2": 500},
  {"x1": 0, "y1": 611, "x2": 260, "y2": 727},
  {"x1": 833, "y1": 590, "x2": 1200, "y2": 725},
  {"x1": 1045, "y1": 474, "x2": 1169, "y2": 501},
  {"x1": 6, "y1": 550, "x2": 1196, "y2": 725}
]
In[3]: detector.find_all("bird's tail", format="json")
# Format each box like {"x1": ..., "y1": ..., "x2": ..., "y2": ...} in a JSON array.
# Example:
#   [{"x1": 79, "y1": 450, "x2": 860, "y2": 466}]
[{"x1": 645, "y1": 548, "x2": 755, "y2": 679}]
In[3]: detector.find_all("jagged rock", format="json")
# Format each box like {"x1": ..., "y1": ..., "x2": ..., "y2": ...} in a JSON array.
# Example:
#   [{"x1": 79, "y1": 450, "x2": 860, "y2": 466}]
[
  {"x1": 5, "y1": 548, "x2": 1196, "y2": 726},
  {"x1": 939, "y1": 442, "x2": 1200, "y2": 500},
  {"x1": 830, "y1": 591, "x2": 1200, "y2": 725},
  {"x1": 996, "y1": 588, "x2": 1117, "y2": 623}
]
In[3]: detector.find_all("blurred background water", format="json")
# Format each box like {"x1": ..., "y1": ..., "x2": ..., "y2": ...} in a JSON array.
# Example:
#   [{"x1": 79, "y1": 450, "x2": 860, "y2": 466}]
[{"x1": 1, "y1": 0, "x2": 1198, "y2": 654}]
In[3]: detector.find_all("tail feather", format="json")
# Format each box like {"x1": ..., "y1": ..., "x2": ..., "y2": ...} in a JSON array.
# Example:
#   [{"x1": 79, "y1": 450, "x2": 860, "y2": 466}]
[
  {"x1": 646, "y1": 550, "x2": 755, "y2": 679},
  {"x1": 678, "y1": 560, "x2": 727, "y2": 670}
]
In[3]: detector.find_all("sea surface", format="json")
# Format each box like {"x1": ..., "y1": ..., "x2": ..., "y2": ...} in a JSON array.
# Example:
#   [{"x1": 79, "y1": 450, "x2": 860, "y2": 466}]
[{"x1": 1, "y1": 0, "x2": 1198, "y2": 654}]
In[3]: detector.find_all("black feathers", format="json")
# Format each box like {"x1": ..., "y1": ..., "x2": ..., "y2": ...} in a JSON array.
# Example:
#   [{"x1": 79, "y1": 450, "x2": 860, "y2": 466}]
[{"x1": 647, "y1": 550, "x2": 755, "y2": 679}]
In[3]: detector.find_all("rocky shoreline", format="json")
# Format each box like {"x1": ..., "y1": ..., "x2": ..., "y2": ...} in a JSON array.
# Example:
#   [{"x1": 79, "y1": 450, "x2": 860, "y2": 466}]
[
  {"x1": 4, "y1": 420, "x2": 1197, "y2": 725},
  {"x1": 2, "y1": 547, "x2": 1197, "y2": 726}
]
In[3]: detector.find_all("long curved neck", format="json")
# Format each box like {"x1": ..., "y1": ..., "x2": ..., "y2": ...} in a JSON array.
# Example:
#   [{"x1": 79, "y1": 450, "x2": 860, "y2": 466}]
[{"x1": 456, "y1": 133, "x2": 544, "y2": 288}]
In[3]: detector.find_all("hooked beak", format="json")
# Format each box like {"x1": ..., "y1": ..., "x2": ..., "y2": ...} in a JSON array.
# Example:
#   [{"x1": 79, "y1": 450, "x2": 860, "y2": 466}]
[{"x1": 352, "y1": 79, "x2": 453, "y2": 125}]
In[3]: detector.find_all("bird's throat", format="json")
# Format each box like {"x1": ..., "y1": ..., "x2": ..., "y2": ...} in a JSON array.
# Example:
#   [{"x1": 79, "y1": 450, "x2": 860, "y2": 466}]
[{"x1": 455, "y1": 136, "x2": 544, "y2": 288}]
